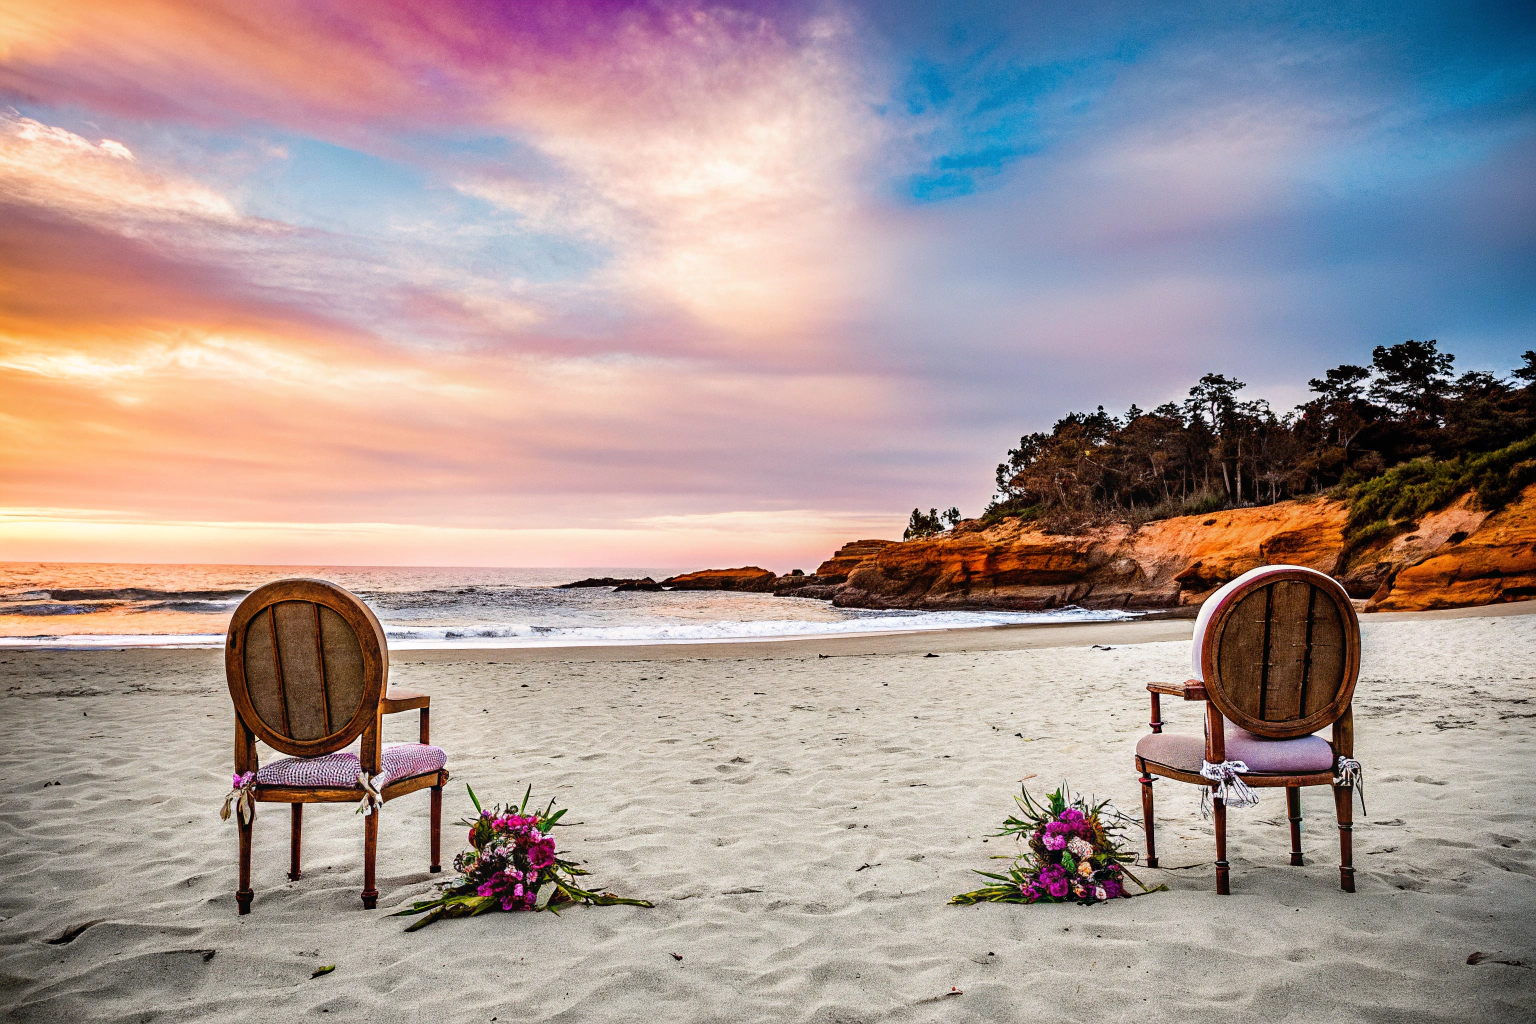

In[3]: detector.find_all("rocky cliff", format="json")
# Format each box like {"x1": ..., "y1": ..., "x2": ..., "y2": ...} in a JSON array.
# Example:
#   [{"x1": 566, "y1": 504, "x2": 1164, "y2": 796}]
[
  {"x1": 827, "y1": 484, "x2": 1536, "y2": 613},
  {"x1": 774, "y1": 539, "x2": 897, "y2": 599},
  {"x1": 1368, "y1": 483, "x2": 1536, "y2": 610}
]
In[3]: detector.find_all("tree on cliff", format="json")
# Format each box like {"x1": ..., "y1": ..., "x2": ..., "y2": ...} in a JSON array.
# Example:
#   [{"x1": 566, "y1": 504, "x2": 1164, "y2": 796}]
[{"x1": 985, "y1": 341, "x2": 1535, "y2": 530}]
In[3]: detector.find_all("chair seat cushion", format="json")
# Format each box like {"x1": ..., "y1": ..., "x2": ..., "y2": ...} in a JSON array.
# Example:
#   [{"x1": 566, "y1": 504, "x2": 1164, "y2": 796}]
[
  {"x1": 1137, "y1": 727, "x2": 1334, "y2": 774},
  {"x1": 257, "y1": 744, "x2": 447, "y2": 788}
]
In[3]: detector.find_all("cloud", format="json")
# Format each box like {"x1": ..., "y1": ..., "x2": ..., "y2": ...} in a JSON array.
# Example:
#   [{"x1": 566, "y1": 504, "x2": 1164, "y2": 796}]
[
  {"x1": 453, "y1": 8, "x2": 887, "y2": 338},
  {"x1": 1, "y1": 2, "x2": 1532, "y2": 567},
  {"x1": 0, "y1": 112, "x2": 240, "y2": 224}
]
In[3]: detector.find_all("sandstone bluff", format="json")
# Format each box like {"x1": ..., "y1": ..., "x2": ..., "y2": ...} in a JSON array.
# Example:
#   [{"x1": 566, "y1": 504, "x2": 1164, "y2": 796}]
[{"x1": 624, "y1": 485, "x2": 1532, "y2": 615}]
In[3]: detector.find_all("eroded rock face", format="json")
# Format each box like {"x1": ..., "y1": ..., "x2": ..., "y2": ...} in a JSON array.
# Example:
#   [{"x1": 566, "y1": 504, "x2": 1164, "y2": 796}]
[
  {"x1": 1338, "y1": 493, "x2": 1491, "y2": 599},
  {"x1": 661, "y1": 567, "x2": 778, "y2": 592},
  {"x1": 835, "y1": 499, "x2": 1350, "y2": 612},
  {"x1": 825, "y1": 488, "x2": 1535, "y2": 613},
  {"x1": 1370, "y1": 484, "x2": 1536, "y2": 611},
  {"x1": 812, "y1": 540, "x2": 897, "y2": 583},
  {"x1": 770, "y1": 539, "x2": 898, "y2": 598}
]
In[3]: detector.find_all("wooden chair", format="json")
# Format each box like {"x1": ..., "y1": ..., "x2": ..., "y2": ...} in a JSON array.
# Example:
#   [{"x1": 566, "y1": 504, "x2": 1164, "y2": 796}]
[
  {"x1": 1134, "y1": 565, "x2": 1363, "y2": 894},
  {"x1": 223, "y1": 578, "x2": 450, "y2": 914}
]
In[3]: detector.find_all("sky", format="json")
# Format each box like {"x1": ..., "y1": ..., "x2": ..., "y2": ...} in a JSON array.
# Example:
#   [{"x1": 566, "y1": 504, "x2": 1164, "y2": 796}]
[{"x1": 1, "y1": 0, "x2": 1533, "y2": 570}]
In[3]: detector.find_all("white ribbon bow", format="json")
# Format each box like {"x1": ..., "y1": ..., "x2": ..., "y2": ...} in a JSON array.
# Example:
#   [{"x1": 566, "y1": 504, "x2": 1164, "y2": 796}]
[
  {"x1": 1334, "y1": 755, "x2": 1366, "y2": 814},
  {"x1": 220, "y1": 771, "x2": 256, "y2": 825},
  {"x1": 356, "y1": 771, "x2": 391, "y2": 815},
  {"x1": 1199, "y1": 759, "x2": 1260, "y2": 818}
]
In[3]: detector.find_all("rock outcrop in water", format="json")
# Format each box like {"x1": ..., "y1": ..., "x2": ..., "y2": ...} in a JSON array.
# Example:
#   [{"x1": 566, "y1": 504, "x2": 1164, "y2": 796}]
[
  {"x1": 661, "y1": 567, "x2": 779, "y2": 592},
  {"x1": 558, "y1": 576, "x2": 656, "y2": 589}
]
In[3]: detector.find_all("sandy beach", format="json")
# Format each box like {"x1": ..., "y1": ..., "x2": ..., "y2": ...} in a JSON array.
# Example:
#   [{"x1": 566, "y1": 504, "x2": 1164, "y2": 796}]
[{"x1": 2, "y1": 609, "x2": 1534, "y2": 1023}]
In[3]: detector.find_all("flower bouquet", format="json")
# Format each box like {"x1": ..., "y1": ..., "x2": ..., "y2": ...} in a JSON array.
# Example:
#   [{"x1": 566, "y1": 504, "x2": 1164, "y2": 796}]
[
  {"x1": 950, "y1": 785, "x2": 1164, "y2": 906},
  {"x1": 393, "y1": 785, "x2": 652, "y2": 930}
]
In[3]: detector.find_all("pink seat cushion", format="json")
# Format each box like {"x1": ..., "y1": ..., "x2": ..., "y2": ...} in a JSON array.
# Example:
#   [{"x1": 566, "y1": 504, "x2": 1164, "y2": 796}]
[
  {"x1": 257, "y1": 744, "x2": 447, "y2": 787},
  {"x1": 1137, "y1": 727, "x2": 1334, "y2": 774}
]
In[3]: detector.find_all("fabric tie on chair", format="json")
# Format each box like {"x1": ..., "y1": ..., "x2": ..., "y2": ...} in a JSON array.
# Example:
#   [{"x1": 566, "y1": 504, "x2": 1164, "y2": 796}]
[
  {"x1": 1199, "y1": 760, "x2": 1260, "y2": 818},
  {"x1": 220, "y1": 771, "x2": 257, "y2": 824},
  {"x1": 356, "y1": 771, "x2": 390, "y2": 816},
  {"x1": 1334, "y1": 755, "x2": 1366, "y2": 814}
]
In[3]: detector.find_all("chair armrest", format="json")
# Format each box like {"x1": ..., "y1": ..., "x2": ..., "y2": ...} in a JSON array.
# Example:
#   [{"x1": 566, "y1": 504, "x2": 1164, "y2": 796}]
[
  {"x1": 1145, "y1": 680, "x2": 1205, "y2": 734},
  {"x1": 1147, "y1": 680, "x2": 1207, "y2": 701},
  {"x1": 381, "y1": 688, "x2": 430, "y2": 714}
]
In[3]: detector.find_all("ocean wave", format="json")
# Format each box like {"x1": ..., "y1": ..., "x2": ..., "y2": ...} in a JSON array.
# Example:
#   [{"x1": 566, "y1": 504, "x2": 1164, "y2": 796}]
[
  {"x1": 0, "y1": 597, "x2": 240, "y2": 616},
  {"x1": 41, "y1": 587, "x2": 249, "y2": 602},
  {"x1": 0, "y1": 606, "x2": 1135, "y2": 649},
  {"x1": 0, "y1": 602, "x2": 122, "y2": 617}
]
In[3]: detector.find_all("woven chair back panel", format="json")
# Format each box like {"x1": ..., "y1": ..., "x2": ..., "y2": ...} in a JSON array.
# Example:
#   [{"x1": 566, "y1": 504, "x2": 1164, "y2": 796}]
[
  {"x1": 242, "y1": 600, "x2": 367, "y2": 742},
  {"x1": 1212, "y1": 578, "x2": 1350, "y2": 736}
]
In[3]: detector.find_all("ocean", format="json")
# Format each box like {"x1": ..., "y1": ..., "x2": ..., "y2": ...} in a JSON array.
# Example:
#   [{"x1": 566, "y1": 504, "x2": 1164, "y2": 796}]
[{"x1": 0, "y1": 563, "x2": 1134, "y2": 649}]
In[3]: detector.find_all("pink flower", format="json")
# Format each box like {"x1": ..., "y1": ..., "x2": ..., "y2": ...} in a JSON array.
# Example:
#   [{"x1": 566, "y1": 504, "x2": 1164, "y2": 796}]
[
  {"x1": 527, "y1": 837, "x2": 557, "y2": 870},
  {"x1": 1043, "y1": 833, "x2": 1067, "y2": 851}
]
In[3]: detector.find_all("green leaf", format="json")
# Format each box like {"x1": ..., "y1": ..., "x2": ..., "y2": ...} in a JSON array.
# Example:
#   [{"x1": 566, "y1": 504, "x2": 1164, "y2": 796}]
[
  {"x1": 311, "y1": 965, "x2": 335, "y2": 978},
  {"x1": 466, "y1": 783, "x2": 482, "y2": 814}
]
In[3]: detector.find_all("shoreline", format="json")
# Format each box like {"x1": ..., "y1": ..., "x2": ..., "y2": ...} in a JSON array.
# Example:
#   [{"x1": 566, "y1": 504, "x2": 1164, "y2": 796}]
[{"x1": 2, "y1": 598, "x2": 1529, "y2": 661}]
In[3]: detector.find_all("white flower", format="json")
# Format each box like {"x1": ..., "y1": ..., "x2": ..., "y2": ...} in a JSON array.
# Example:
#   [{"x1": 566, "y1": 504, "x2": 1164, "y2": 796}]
[
  {"x1": 1094, "y1": 886, "x2": 1108, "y2": 901},
  {"x1": 1067, "y1": 836, "x2": 1093, "y2": 859}
]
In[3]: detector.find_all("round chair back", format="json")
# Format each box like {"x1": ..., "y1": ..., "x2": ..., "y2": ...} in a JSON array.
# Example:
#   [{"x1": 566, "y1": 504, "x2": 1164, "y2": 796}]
[
  {"x1": 1191, "y1": 565, "x2": 1359, "y2": 739},
  {"x1": 225, "y1": 579, "x2": 388, "y2": 757}
]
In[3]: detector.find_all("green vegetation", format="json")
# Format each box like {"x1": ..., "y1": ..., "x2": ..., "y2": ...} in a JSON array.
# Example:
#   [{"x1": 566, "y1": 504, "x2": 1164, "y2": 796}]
[
  {"x1": 930, "y1": 340, "x2": 1534, "y2": 535},
  {"x1": 1344, "y1": 433, "x2": 1536, "y2": 546},
  {"x1": 905, "y1": 506, "x2": 961, "y2": 540}
]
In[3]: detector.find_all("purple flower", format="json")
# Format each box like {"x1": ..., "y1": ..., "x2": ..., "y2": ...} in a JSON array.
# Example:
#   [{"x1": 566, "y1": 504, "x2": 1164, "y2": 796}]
[
  {"x1": 1047, "y1": 877, "x2": 1069, "y2": 898},
  {"x1": 1102, "y1": 879, "x2": 1123, "y2": 899}
]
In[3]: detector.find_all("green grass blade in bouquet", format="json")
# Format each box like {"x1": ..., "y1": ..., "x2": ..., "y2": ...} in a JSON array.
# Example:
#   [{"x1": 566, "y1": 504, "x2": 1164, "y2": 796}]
[
  {"x1": 950, "y1": 783, "x2": 1168, "y2": 907},
  {"x1": 394, "y1": 784, "x2": 653, "y2": 929}
]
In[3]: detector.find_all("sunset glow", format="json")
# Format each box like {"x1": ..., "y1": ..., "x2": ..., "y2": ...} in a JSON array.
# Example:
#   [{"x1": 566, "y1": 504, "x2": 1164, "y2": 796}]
[{"x1": 2, "y1": 1, "x2": 1532, "y2": 568}]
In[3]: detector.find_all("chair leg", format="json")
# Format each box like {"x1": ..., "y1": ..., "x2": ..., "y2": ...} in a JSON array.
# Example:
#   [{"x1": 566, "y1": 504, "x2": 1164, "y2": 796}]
[
  {"x1": 1139, "y1": 769, "x2": 1159, "y2": 868},
  {"x1": 289, "y1": 803, "x2": 303, "y2": 881},
  {"x1": 361, "y1": 809, "x2": 379, "y2": 910},
  {"x1": 237, "y1": 803, "x2": 255, "y2": 915},
  {"x1": 1213, "y1": 793, "x2": 1231, "y2": 895},
  {"x1": 430, "y1": 783, "x2": 442, "y2": 873},
  {"x1": 1287, "y1": 786, "x2": 1303, "y2": 866},
  {"x1": 1334, "y1": 783, "x2": 1355, "y2": 893}
]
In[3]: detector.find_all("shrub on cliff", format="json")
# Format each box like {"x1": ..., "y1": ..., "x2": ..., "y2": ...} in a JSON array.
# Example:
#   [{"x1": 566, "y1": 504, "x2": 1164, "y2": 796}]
[
  {"x1": 904, "y1": 507, "x2": 960, "y2": 540},
  {"x1": 1343, "y1": 432, "x2": 1536, "y2": 547}
]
